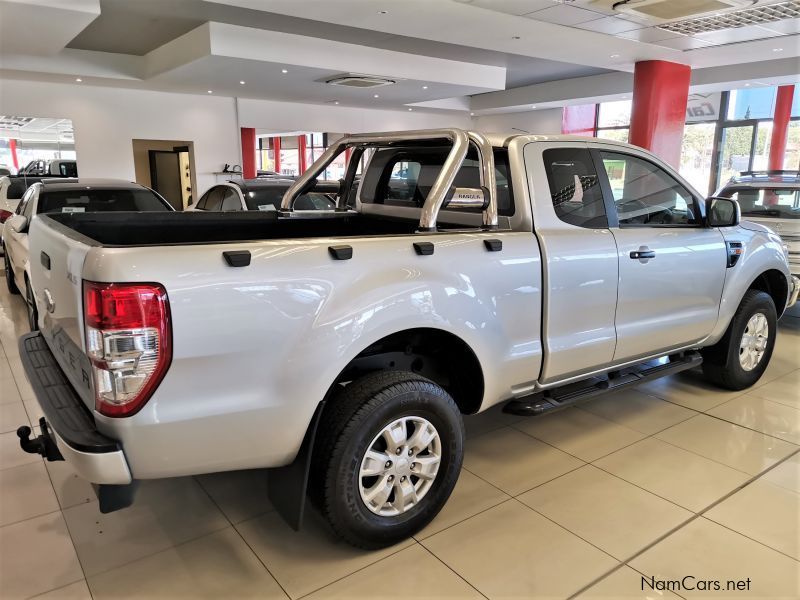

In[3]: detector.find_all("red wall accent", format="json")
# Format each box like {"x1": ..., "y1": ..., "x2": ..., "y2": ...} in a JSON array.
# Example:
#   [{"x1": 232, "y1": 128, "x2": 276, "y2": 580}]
[
  {"x1": 629, "y1": 60, "x2": 691, "y2": 168},
  {"x1": 768, "y1": 85, "x2": 795, "y2": 171},
  {"x1": 273, "y1": 136, "x2": 281, "y2": 174},
  {"x1": 298, "y1": 135, "x2": 307, "y2": 174},
  {"x1": 561, "y1": 104, "x2": 596, "y2": 135},
  {"x1": 240, "y1": 128, "x2": 256, "y2": 179}
]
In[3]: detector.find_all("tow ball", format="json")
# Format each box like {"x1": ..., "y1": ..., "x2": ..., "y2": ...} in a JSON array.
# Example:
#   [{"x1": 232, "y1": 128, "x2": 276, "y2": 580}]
[{"x1": 17, "y1": 418, "x2": 64, "y2": 462}]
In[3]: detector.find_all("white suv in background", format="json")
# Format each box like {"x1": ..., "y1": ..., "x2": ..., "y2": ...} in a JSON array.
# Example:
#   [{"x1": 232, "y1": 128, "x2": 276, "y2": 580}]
[{"x1": 716, "y1": 171, "x2": 800, "y2": 276}]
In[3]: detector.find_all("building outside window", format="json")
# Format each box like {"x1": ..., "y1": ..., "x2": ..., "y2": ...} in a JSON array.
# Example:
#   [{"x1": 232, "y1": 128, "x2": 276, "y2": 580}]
[{"x1": 579, "y1": 87, "x2": 799, "y2": 196}]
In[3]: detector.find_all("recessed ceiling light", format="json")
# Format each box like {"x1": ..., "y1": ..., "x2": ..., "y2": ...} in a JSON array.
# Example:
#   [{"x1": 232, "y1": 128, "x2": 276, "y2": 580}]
[
  {"x1": 75, "y1": 78, "x2": 82, "y2": 82},
  {"x1": 408, "y1": 108, "x2": 413, "y2": 111},
  {"x1": 470, "y1": 112, "x2": 475, "y2": 116},
  {"x1": 610, "y1": 54, "x2": 620, "y2": 58},
  {"x1": 422, "y1": 85, "x2": 428, "y2": 90},
  {"x1": 773, "y1": 48, "x2": 783, "y2": 52},
  {"x1": 373, "y1": 94, "x2": 380, "y2": 98},
  {"x1": 745, "y1": 83, "x2": 751, "y2": 87},
  {"x1": 239, "y1": 80, "x2": 246, "y2": 85},
  {"x1": 531, "y1": 105, "x2": 537, "y2": 109},
  {"x1": 334, "y1": 101, "x2": 339, "y2": 105},
  {"x1": 281, "y1": 68, "x2": 289, "y2": 73},
  {"x1": 207, "y1": 90, "x2": 213, "y2": 94}
]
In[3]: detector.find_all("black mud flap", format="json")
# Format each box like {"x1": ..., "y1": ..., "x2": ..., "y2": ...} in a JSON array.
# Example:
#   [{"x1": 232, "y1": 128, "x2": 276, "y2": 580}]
[{"x1": 267, "y1": 401, "x2": 325, "y2": 530}]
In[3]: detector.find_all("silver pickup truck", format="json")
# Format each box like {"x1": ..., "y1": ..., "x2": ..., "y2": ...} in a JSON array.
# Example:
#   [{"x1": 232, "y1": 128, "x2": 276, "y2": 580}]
[{"x1": 15, "y1": 129, "x2": 799, "y2": 549}]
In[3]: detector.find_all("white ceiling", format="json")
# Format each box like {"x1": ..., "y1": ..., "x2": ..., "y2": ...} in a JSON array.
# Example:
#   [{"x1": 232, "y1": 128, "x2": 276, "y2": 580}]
[{"x1": 0, "y1": 0, "x2": 798, "y2": 116}]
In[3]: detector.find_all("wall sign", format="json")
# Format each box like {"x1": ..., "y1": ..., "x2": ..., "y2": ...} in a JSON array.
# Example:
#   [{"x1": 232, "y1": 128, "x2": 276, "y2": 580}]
[{"x1": 686, "y1": 93, "x2": 721, "y2": 122}]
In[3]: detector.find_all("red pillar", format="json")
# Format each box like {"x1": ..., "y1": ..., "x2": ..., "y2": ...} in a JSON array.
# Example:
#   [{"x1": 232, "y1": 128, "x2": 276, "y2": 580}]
[
  {"x1": 9, "y1": 139, "x2": 19, "y2": 171},
  {"x1": 240, "y1": 128, "x2": 256, "y2": 179},
  {"x1": 768, "y1": 85, "x2": 795, "y2": 171},
  {"x1": 273, "y1": 137, "x2": 281, "y2": 174},
  {"x1": 562, "y1": 104, "x2": 596, "y2": 135},
  {"x1": 629, "y1": 60, "x2": 691, "y2": 168},
  {"x1": 298, "y1": 135, "x2": 307, "y2": 174}
]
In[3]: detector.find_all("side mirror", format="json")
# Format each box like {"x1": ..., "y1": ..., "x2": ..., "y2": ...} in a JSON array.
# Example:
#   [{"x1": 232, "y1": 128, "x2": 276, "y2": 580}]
[
  {"x1": 706, "y1": 197, "x2": 740, "y2": 228},
  {"x1": 5, "y1": 214, "x2": 28, "y2": 234}
]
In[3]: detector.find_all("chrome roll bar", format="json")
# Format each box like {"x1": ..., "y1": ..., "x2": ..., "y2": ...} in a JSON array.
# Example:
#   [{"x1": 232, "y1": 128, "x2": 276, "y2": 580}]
[{"x1": 280, "y1": 128, "x2": 498, "y2": 230}]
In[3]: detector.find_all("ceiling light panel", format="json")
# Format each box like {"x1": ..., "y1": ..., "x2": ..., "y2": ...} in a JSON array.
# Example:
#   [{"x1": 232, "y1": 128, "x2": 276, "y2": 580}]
[{"x1": 658, "y1": 0, "x2": 800, "y2": 35}]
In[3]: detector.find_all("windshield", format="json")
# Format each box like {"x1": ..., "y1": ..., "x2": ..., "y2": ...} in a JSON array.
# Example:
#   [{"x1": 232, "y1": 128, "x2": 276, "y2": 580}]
[
  {"x1": 721, "y1": 187, "x2": 800, "y2": 219},
  {"x1": 37, "y1": 189, "x2": 172, "y2": 214},
  {"x1": 243, "y1": 189, "x2": 335, "y2": 211}
]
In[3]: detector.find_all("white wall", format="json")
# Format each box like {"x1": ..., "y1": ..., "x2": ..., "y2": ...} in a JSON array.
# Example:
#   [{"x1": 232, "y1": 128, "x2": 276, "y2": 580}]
[
  {"x1": 0, "y1": 79, "x2": 472, "y2": 193},
  {"x1": 473, "y1": 108, "x2": 562, "y2": 136},
  {"x1": 0, "y1": 79, "x2": 239, "y2": 193},
  {"x1": 237, "y1": 97, "x2": 472, "y2": 132}
]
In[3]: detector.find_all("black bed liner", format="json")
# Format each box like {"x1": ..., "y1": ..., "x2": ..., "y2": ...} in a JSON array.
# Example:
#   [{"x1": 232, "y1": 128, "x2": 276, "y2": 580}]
[{"x1": 42, "y1": 210, "x2": 425, "y2": 247}]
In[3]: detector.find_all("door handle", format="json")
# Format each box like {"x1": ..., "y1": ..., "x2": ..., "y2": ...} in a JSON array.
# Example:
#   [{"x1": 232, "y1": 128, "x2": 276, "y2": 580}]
[{"x1": 630, "y1": 248, "x2": 656, "y2": 260}]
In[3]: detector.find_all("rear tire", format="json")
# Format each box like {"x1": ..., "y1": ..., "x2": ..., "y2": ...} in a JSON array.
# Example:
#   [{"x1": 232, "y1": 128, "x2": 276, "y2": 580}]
[
  {"x1": 701, "y1": 290, "x2": 776, "y2": 390},
  {"x1": 4, "y1": 250, "x2": 19, "y2": 295},
  {"x1": 311, "y1": 370, "x2": 464, "y2": 549}
]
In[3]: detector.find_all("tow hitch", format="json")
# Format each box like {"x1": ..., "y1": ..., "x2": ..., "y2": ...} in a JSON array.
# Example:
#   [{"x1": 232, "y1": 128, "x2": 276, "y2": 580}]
[{"x1": 17, "y1": 418, "x2": 64, "y2": 462}]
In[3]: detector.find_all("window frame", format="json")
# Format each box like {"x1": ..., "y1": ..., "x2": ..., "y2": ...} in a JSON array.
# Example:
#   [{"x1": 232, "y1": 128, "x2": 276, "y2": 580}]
[{"x1": 592, "y1": 148, "x2": 704, "y2": 229}]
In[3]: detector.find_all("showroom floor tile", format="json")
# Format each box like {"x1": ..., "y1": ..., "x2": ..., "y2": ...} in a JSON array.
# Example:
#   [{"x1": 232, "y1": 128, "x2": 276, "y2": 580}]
[
  {"x1": 0, "y1": 275, "x2": 798, "y2": 599},
  {"x1": 517, "y1": 465, "x2": 693, "y2": 560}
]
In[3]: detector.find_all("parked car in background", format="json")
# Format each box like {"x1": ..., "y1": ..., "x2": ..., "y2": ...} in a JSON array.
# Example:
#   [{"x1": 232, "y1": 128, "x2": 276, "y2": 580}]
[
  {"x1": 191, "y1": 178, "x2": 337, "y2": 212},
  {"x1": 1, "y1": 175, "x2": 78, "y2": 255},
  {"x1": 18, "y1": 159, "x2": 78, "y2": 177},
  {"x1": 716, "y1": 170, "x2": 799, "y2": 315},
  {"x1": 16, "y1": 130, "x2": 797, "y2": 550},
  {"x1": 0, "y1": 165, "x2": 13, "y2": 177},
  {"x1": 3, "y1": 178, "x2": 173, "y2": 330}
]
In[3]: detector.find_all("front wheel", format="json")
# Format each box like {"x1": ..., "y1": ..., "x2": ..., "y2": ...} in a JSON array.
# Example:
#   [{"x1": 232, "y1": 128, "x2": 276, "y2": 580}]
[
  {"x1": 311, "y1": 371, "x2": 464, "y2": 549},
  {"x1": 701, "y1": 289, "x2": 777, "y2": 390}
]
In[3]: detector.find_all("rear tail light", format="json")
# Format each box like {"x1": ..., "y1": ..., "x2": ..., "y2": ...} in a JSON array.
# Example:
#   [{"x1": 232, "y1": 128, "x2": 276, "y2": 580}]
[
  {"x1": 83, "y1": 281, "x2": 172, "y2": 417},
  {"x1": 0, "y1": 209, "x2": 12, "y2": 223}
]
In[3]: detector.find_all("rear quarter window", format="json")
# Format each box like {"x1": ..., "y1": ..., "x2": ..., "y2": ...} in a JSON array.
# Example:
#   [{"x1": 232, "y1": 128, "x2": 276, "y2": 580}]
[{"x1": 37, "y1": 189, "x2": 172, "y2": 214}]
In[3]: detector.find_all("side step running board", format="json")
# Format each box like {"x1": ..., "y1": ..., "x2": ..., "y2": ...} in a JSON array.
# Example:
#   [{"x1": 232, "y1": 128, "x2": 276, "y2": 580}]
[{"x1": 503, "y1": 351, "x2": 702, "y2": 417}]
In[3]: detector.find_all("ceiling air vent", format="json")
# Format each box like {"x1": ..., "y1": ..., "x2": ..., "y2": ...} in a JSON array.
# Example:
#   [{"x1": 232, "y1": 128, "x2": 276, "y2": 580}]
[
  {"x1": 593, "y1": 0, "x2": 756, "y2": 22},
  {"x1": 658, "y1": 0, "x2": 800, "y2": 35},
  {"x1": 324, "y1": 74, "x2": 397, "y2": 88}
]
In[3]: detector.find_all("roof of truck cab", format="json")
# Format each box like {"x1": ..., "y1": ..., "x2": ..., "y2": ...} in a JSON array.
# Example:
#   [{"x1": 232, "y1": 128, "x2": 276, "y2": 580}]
[
  {"x1": 483, "y1": 132, "x2": 630, "y2": 148},
  {"x1": 724, "y1": 171, "x2": 800, "y2": 187},
  {"x1": 38, "y1": 178, "x2": 146, "y2": 191}
]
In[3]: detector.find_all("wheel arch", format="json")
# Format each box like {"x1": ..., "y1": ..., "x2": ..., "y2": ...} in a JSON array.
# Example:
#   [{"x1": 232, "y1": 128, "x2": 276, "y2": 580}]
[
  {"x1": 324, "y1": 327, "x2": 485, "y2": 416},
  {"x1": 747, "y1": 269, "x2": 789, "y2": 316}
]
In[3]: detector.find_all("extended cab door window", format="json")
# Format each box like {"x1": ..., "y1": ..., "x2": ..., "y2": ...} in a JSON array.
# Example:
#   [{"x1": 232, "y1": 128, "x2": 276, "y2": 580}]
[
  {"x1": 599, "y1": 152, "x2": 699, "y2": 226},
  {"x1": 542, "y1": 148, "x2": 607, "y2": 228}
]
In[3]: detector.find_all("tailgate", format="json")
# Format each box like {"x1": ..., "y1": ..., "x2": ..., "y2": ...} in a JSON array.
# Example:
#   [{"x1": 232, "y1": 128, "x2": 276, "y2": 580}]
[{"x1": 29, "y1": 216, "x2": 94, "y2": 409}]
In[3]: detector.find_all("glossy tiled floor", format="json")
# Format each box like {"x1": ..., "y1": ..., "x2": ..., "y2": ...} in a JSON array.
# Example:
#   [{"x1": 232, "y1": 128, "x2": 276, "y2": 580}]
[{"x1": 0, "y1": 271, "x2": 798, "y2": 599}]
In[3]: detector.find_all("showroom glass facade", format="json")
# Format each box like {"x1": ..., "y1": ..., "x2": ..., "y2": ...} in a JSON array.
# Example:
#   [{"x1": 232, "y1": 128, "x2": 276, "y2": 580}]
[
  {"x1": 577, "y1": 87, "x2": 799, "y2": 196},
  {"x1": 258, "y1": 132, "x2": 349, "y2": 179}
]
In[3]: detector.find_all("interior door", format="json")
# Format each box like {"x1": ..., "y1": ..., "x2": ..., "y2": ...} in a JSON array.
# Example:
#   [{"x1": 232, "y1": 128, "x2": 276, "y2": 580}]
[
  {"x1": 149, "y1": 150, "x2": 183, "y2": 210},
  {"x1": 596, "y1": 148, "x2": 727, "y2": 362}
]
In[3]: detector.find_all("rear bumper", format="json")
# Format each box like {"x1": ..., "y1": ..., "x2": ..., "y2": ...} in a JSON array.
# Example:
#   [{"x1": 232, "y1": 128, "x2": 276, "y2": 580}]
[{"x1": 17, "y1": 332, "x2": 133, "y2": 489}]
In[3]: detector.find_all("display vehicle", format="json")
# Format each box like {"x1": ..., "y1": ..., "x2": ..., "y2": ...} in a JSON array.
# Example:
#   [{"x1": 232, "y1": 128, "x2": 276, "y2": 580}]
[
  {"x1": 15, "y1": 130, "x2": 798, "y2": 548},
  {"x1": 3, "y1": 178, "x2": 173, "y2": 330},
  {"x1": 191, "y1": 178, "x2": 336, "y2": 212},
  {"x1": 716, "y1": 170, "x2": 799, "y2": 276}
]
